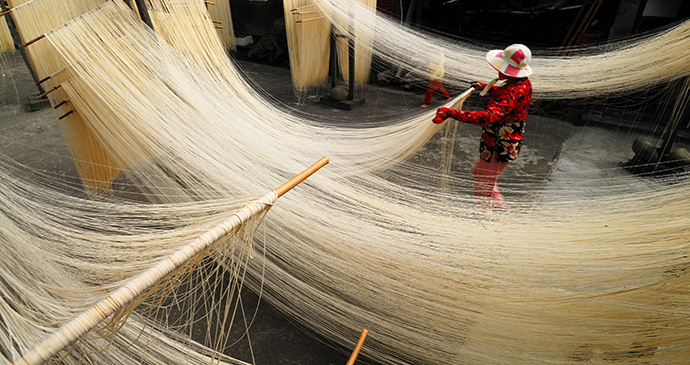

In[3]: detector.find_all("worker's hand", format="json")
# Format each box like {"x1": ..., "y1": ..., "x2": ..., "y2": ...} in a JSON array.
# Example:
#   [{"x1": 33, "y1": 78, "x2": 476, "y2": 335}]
[
  {"x1": 433, "y1": 107, "x2": 458, "y2": 124},
  {"x1": 470, "y1": 81, "x2": 483, "y2": 92}
]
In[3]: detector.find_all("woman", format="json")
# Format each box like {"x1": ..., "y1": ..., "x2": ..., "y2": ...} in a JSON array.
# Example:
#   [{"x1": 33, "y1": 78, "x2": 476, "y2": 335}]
[
  {"x1": 433, "y1": 44, "x2": 533, "y2": 211},
  {"x1": 420, "y1": 50, "x2": 450, "y2": 108}
]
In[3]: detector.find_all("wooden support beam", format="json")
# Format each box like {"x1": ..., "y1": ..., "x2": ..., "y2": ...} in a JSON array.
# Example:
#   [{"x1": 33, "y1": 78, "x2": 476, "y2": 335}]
[{"x1": 132, "y1": 0, "x2": 154, "y2": 30}]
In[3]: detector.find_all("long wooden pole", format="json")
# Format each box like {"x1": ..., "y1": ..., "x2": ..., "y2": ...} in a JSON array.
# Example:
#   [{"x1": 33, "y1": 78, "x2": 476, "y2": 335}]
[
  {"x1": 132, "y1": 0, "x2": 154, "y2": 30},
  {"x1": 450, "y1": 87, "x2": 476, "y2": 110},
  {"x1": 275, "y1": 156, "x2": 329, "y2": 198},
  {"x1": 13, "y1": 157, "x2": 329, "y2": 365},
  {"x1": 345, "y1": 329, "x2": 369, "y2": 365}
]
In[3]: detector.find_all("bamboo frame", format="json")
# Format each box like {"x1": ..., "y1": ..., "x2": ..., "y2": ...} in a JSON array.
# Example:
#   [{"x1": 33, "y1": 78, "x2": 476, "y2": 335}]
[
  {"x1": 57, "y1": 110, "x2": 74, "y2": 120},
  {"x1": 38, "y1": 84, "x2": 61, "y2": 98},
  {"x1": 35, "y1": 75, "x2": 51, "y2": 86},
  {"x1": 289, "y1": 5, "x2": 315, "y2": 12},
  {"x1": 22, "y1": 34, "x2": 44, "y2": 47},
  {"x1": 53, "y1": 100, "x2": 68, "y2": 109},
  {"x1": 38, "y1": 84, "x2": 62, "y2": 99},
  {"x1": 295, "y1": 16, "x2": 325, "y2": 24}
]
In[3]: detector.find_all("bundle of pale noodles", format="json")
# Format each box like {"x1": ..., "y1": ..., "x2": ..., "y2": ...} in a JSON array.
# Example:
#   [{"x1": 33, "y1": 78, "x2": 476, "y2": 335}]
[
  {"x1": 0, "y1": 18, "x2": 13, "y2": 52},
  {"x1": 282, "y1": 0, "x2": 376, "y2": 95}
]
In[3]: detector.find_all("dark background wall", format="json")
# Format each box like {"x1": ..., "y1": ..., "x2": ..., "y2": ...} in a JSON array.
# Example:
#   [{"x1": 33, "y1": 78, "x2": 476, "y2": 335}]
[
  {"x1": 230, "y1": 0, "x2": 690, "y2": 75},
  {"x1": 377, "y1": 0, "x2": 690, "y2": 47},
  {"x1": 230, "y1": 0, "x2": 285, "y2": 37},
  {"x1": 229, "y1": 0, "x2": 690, "y2": 47}
]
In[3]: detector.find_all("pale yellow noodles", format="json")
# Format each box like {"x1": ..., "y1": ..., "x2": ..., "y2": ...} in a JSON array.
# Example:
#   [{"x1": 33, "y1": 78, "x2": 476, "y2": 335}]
[
  {"x1": 206, "y1": 0, "x2": 235, "y2": 50},
  {"x1": 0, "y1": 18, "x2": 13, "y2": 52},
  {"x1": 1, "y1": 0, "x2": 689, "y2": 364}
]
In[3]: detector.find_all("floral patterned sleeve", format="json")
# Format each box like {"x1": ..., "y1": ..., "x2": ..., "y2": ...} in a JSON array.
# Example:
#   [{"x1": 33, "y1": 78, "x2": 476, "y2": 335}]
[{"x1": 454, "y1": 92, "x2": 516, "y2": 126}]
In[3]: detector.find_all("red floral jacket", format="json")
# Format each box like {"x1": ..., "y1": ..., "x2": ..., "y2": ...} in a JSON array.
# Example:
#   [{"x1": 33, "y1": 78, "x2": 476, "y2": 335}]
[{"x1": 455, "y1": 78, "x2": 532, "y2": 163}]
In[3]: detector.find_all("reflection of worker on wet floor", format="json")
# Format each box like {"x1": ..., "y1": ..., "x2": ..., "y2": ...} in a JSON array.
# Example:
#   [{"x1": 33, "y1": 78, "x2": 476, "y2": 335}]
[{"x1": 420, "y1": 50, "x2": 450, "y2": 108}]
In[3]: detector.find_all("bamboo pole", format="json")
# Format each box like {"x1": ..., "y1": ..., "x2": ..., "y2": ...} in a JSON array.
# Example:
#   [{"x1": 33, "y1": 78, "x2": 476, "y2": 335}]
[
  {"x1": 275, "y1": 156, "x2": 328, "y2": 198},
  {"x1": 38, "y1": 84, "x2": 61, "y2": 98},
  {"x1": 35, "y1": 75, "x2": 51, "y2": 86},
  {"x1": 57, "y1": 110, "x2": 74, "y2": 120},
  {"x1": 12, "y1": 157, "x2": 329, "y2": 365},
  {"x1": 291, "y1": 11, "x2": 320, "y2": 15},
  {"x1": 22, "y1": 34, "x2": 44, "y2": 47},
  {"x1": 53, "y1": 100, "x2": 68, "y2": 109},
  {"x1": 345, "y1": 329, "x2": 369, "y2": 365},
  {"x1": 295, "y1": 16, "x2": 325, "y2": 24},
  {"x1": 290, "y1": 5, "x2": 315, "y2": 12},
  {"x1": 449, "y1": 87, "x2": 475, "y2": 110}
]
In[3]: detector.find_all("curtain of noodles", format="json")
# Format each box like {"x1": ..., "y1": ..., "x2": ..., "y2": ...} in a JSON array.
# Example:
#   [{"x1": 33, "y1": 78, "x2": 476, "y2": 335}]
[
  {"x1": 0, "y1": 18, "x2": 14, "y2": 52},
  {"x1": 206, "y1": 0, "x2": 236, "y2": 51},
  {"x1": 283, "y1": 0, "x2": 330, "y2": 96},
  {"x1": 335, "y1": 0, "x2": 375, "y2": 85}
]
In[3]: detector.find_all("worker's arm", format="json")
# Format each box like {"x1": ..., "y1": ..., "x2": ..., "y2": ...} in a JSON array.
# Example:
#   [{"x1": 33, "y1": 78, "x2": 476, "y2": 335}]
[
  {"x1": 470, "y1": 81, "x2": 502, "y2": 95},
  {"x1": 433, "y1": 93, "x2": 515, "y2": 126}
]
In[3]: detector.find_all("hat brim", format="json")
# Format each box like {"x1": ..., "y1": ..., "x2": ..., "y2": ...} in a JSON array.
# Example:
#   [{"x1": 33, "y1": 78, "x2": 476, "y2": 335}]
[{"x1": 486, "y1": 50, "x2": 532, "y2": 78}]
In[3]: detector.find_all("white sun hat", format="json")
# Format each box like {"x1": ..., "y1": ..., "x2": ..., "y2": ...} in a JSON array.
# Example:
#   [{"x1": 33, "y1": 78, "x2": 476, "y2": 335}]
[{"x1": 485, "y1": 44, "x2": 533, "y2": 78}]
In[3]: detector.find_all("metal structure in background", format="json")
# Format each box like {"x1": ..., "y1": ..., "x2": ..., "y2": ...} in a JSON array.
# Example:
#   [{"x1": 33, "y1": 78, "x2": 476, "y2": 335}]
[{"x1": 629, "y1": 76, "x2": 690, "y2": 174}]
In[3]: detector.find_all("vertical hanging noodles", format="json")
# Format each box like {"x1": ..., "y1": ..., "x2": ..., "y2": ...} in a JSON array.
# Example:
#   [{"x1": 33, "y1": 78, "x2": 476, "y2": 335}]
[
  {"x1": 335, "y1": 0, "x2": 375, "y2": 85},
  {"x1": 283, "y1": 0, "x2": 330, "y2": 96},
  {"x1": 0, "y1": 17, "x2": 13, "y2": 52},
  {"x1": 205, "y1": 0, "x2": 235, "y2": 50},
  {"x1": 9, "y1": 0, "x2": 117, "y2": 193}
]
